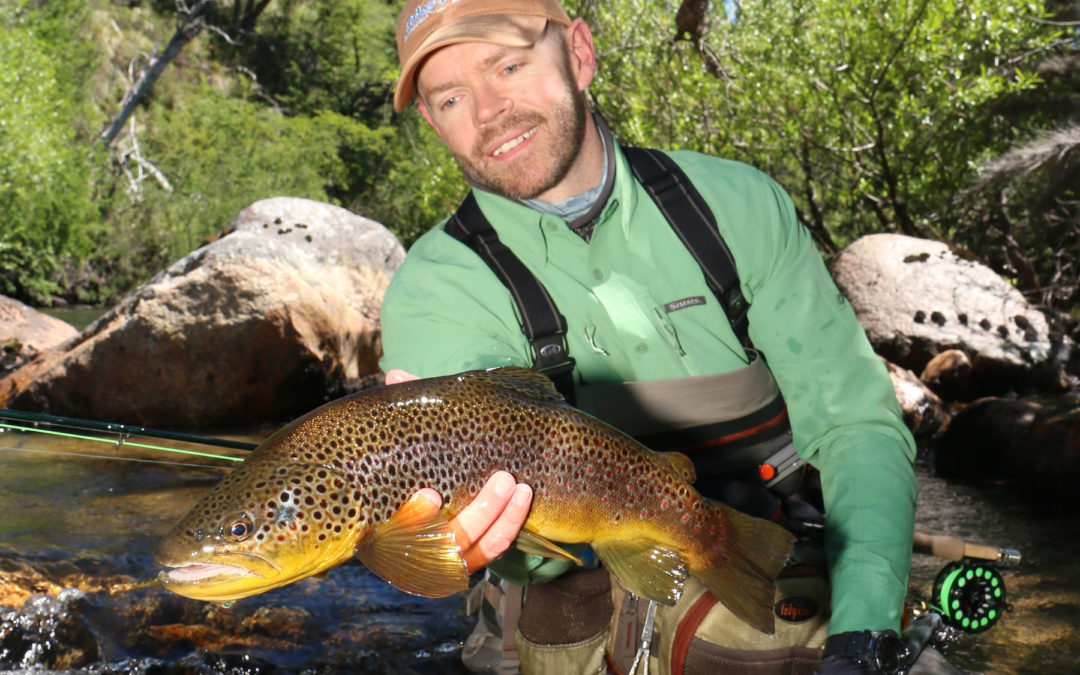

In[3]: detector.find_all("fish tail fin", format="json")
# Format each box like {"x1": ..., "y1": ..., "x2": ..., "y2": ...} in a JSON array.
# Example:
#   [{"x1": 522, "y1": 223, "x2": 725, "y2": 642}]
[{"x1": 690, "y1": 502, "x2": 796, "y2": 635}]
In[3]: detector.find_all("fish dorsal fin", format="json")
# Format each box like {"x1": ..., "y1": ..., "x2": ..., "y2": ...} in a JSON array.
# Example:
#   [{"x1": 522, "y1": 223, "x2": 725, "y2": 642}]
[
  {"x1": 514, "y1": 529, "x2": 585, "y2": 564},
  {"x1": 592, "y1": 539, "x2": 689, "y2": 606},
  {"x1": 355, "y1": 493, "x2": 469, "y2": 598},
  {"x1": 469, "y1": 366, "x2": 566, "y2": 404},
  {"x1": 662, "y1": 451, "x2": 697, "y2": 483}
]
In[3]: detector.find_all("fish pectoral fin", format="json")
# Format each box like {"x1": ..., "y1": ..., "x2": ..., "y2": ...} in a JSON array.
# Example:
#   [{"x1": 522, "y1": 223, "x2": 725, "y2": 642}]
[
  {"x1": 513, "y1": 529, "x2": 585, "y2": 564},
  {"x1": 355, "y1": 492, "x2": 470, "y2": 599},
  {"x1": 593, "y1": 539, "x2": 689, "y2": 606}
]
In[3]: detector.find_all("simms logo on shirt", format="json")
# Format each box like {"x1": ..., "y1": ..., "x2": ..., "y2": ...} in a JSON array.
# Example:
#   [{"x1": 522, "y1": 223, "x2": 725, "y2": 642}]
[{"x1": 664, "y1": 296, "x2": 707, "y2": 313}]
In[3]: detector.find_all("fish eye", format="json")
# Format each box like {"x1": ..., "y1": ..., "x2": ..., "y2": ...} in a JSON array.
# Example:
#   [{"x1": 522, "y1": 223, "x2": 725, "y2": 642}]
[{"x1": 226, "y1": 517, "x2": 253, "y2": 542}]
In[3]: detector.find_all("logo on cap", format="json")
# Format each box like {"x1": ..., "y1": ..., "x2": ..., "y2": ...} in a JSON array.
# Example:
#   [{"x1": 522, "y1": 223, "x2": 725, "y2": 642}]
[{"x1": 403, "y1": 0, "x2": 463, "y2": 44}]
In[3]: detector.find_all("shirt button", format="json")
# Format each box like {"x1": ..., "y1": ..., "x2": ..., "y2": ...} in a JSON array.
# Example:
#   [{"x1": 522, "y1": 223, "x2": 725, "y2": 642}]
[
  {"x1": 543, "y1": 221, "x2": 559, "y2": 232},
  {"x1": 635, "y1": 343, "x2": 649, "y2": 354},
  {"x1": 592, "y1": 268, "x2": 604, "y2": 281}
]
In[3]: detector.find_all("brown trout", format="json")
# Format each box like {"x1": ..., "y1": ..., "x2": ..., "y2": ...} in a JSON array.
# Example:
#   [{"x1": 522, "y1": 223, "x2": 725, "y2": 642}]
[{"x1": 155, "y1": 367, "x2": 795, "y2": 633}]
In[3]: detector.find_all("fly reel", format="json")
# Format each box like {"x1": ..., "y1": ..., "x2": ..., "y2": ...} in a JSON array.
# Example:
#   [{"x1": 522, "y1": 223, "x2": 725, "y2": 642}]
[{"x1": 931, "y1": 560, "x2": 1009, "y2": 633}]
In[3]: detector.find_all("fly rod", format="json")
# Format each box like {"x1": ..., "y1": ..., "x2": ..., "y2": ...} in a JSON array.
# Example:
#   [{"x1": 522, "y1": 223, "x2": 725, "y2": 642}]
[{"x1": 0, "y1": 408, "x2": 258, "y2": 451}]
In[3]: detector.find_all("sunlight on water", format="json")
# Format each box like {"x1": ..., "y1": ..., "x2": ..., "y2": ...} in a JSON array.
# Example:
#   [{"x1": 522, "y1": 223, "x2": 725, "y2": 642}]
[
  {"x1": 0, "y1": 427, "x2": 473, "y2": 674},
  {"x1": 0, "y1": 427, "x2": 1076, "y2": 673},
  {"x1": 911, "y1": 463, "x2": 1080, "y2": 674}
]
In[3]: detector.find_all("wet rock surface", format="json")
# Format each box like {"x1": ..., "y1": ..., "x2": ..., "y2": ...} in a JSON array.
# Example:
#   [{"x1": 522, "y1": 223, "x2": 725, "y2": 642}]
[
  {"x1": 920, "y1": 349, "x2": 976, "y2": 403},
  {"x1": 0, "y1": 198, "x2": 404, "y2": 429},
  {"x1": 883, "y1": 359, "x2": 950, "y2": 441}
]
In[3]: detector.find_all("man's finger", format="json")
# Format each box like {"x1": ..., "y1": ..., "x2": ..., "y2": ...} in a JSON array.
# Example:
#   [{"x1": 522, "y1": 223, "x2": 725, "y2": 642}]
[
  {"x1": 448, "y1": 471, "x2": 517, "y2": 553},
  {"x1": 460, "y1": 483, "x2": 533, "y2": 572},
  {"x1": 385, "y1": 369, "x2": 420, "y2": 385}
]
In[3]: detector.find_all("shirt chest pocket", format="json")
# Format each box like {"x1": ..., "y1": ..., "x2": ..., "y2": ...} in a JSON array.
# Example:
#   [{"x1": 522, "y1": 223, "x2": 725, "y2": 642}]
[{"x1": 585, "y1": 272, "x2": 690, "y2": 363}]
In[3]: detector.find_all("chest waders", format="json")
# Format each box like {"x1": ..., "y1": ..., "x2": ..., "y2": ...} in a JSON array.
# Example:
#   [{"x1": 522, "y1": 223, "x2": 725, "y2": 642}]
[{"x1": 448, "y1": 147, "x2": 828, "y2": 675}]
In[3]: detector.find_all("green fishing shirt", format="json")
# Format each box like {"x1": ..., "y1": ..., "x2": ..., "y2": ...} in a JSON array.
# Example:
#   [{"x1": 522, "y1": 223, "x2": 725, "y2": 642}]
[{"x1": 379, "y1": 144, "x2": 918, "y2": 635}]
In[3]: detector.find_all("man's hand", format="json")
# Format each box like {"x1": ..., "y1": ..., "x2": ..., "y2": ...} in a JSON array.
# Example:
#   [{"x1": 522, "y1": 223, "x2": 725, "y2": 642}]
[
  {"x1": 414, "y1": 472, "x2": 533, "y2": 571},
  {"x1": 387, "y1": 369, "x2": 534, "y2": 571}
]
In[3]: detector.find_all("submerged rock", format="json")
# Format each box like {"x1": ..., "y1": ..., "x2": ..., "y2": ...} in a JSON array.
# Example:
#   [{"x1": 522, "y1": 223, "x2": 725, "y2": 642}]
[
  {"x1": 831, "y1": 234, "x2": 1074, "y2": 397},
  {"x1": 935, "y1": 396, "x2": 1080, "y2": 503},
  {"x1": 0, "y1": 198, "x2": 405, "y2": 428}
]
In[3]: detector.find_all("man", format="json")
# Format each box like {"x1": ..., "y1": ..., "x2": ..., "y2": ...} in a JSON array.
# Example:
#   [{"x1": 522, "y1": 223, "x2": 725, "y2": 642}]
[{"x1": 380, "y1": 0, "x2": 918, "y2": 672}]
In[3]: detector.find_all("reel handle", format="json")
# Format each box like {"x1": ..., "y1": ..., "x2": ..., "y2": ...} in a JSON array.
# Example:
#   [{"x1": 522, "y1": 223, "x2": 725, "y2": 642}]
[{"x1": 912, "y1": 532, "x2": 1021, "y2": 567}]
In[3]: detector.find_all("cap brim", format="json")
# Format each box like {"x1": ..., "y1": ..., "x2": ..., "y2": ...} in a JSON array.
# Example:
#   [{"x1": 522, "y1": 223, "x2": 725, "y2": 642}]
[{"x1": 393, "y1": 14, "x2": 548, "y2": 113}]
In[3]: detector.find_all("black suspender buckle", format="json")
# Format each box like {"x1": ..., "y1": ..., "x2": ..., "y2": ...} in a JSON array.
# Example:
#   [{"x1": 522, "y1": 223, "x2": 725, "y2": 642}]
[{"x1": 532, "y1": 333, "x2": 576, "y2": 404}]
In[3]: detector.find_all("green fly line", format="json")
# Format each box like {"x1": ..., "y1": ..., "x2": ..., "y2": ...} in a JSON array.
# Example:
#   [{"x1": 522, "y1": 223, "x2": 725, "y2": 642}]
[
  {"x1": 0, "y1": 421, "x2": 243, "y2": 463},
  {"x1": 0, "y1": 444, "x2": 233, "y2": 470}
]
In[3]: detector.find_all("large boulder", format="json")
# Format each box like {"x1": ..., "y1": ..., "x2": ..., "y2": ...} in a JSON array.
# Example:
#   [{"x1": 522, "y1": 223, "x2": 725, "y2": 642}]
[
  {"x1": 831, "y1": 233, "x2": 1073, "y2": 397},
  {"x1": 0, "y1": 296, "x2": 78, "y2": 376},
  {"x1": 0, "y1": 198, "x2": 405, "y2": 428}
]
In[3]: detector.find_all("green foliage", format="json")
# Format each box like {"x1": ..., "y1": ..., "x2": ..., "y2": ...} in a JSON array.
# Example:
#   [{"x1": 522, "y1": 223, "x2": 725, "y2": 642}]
[
  {"x1": 576, "y1": 0, "x2": 1060, "y2": 250},
  {"x1": 92, "y1": 86, "x2": 364, "y2": 290},
  {"x1": 2, "y1": 0, "x2": 1074, "y2": 314},
  {"x1": 0, "y1": 0, "x2": 102, "y2": 302},
  {"x1": 230, "y1": 0, "x2": 400, "y2": 120}
]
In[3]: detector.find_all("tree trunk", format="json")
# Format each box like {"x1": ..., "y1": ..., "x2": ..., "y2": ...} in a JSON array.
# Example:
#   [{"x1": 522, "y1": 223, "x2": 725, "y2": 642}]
[{"x1": 99, "y1": 4, "x2": 207, "y2": 146}]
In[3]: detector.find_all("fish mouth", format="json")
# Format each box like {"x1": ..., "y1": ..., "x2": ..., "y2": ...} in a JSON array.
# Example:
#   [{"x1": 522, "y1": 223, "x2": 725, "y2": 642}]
[
  {"x1": 158, "y1": 562, "x2": 255, "y2": 584},
  {"x1": 154, "y1": 548, "x2": 291, "y2": 601}
]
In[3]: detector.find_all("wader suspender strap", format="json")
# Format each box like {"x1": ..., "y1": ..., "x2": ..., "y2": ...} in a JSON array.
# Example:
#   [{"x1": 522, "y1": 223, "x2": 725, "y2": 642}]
[
  {"x1": 621, "y1": 146, "x2": 751, "y2": 349},
  {"x1": 444, "y1": 192, "x2": 577, "y2": 400},
  {"x1": 443, "y1": 147, "x2": 751, "y2": 400}
]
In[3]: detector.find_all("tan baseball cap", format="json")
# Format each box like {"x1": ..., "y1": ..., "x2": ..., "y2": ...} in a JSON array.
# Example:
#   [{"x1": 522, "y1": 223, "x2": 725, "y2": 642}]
[{"x1": 394, "y1": 0, "x2": 572, "y2": 112}]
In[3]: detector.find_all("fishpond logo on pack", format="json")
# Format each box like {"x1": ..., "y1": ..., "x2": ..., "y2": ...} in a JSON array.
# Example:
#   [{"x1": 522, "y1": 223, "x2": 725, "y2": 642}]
[{"x1": 774, "y1": 596, "x2": 818, "y2": 623}]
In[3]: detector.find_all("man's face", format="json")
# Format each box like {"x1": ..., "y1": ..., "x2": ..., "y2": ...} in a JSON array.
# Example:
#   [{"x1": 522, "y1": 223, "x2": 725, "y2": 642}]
[{"x1": 415, "y1": 26, "x2": 589, "y2": 202}]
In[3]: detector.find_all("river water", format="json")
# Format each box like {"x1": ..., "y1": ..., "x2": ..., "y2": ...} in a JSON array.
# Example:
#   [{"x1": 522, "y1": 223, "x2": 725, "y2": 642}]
[{"x1": 0, "y1": 426, "x2": 1077, "y2": 673}]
